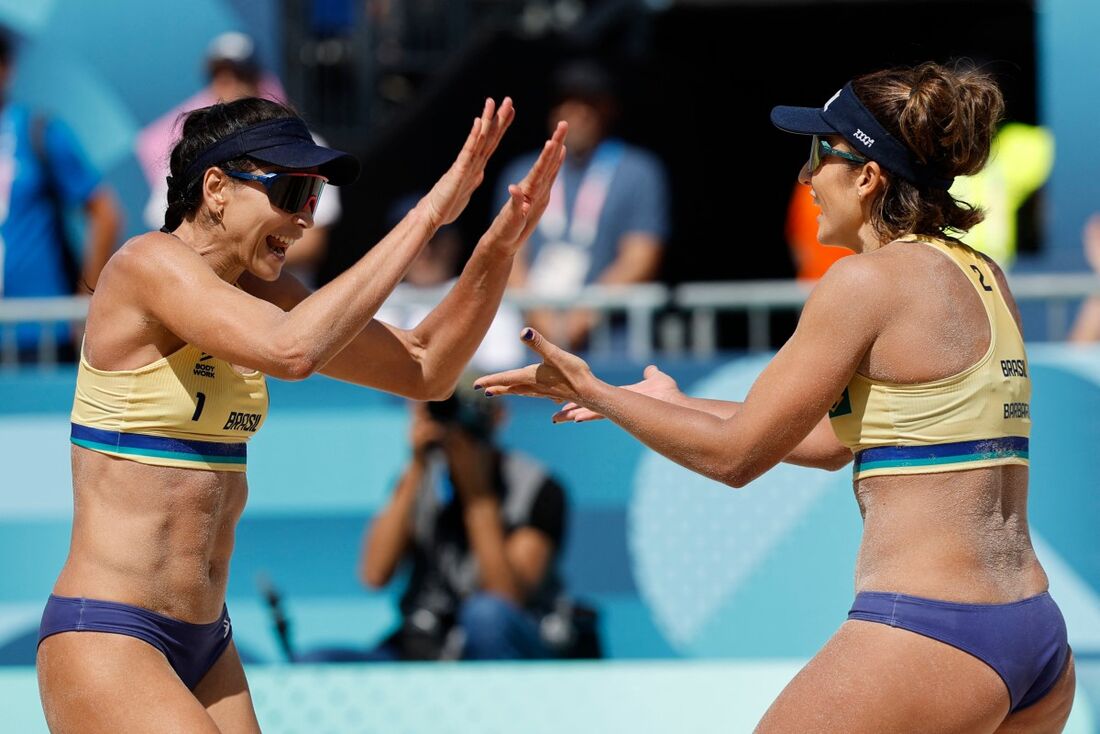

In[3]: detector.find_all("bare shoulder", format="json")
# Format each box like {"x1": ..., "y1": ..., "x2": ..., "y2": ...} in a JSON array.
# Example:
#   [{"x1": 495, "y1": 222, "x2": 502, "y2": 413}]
[
  {"x1": 98, "y1": 232, "x2": 216, "y2": 303},
  {"x1": 807, "y1": 250, "x2": 896, "y2": 311},
  {"x1": 791, "y1": 253, "x2": 900, "y2": 344},
  {"x1": 106, "y1": 232, "x2": 197, "y2": 279}
]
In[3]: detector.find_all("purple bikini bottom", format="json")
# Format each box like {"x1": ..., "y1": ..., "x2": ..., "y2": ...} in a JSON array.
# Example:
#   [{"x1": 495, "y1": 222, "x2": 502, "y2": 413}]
[
  {"x1": 848, "y1": 590, "x2": 1068, "y2": 712},
  {"x1": 39, "y1": 594, "x2": 232, "y2": 690}
]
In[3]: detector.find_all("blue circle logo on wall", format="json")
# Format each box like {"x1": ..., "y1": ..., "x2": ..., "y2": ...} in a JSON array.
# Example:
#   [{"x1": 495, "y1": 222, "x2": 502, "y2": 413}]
[{"x1": 627, "y1": 349, "x2": 1100, "y2": 659}]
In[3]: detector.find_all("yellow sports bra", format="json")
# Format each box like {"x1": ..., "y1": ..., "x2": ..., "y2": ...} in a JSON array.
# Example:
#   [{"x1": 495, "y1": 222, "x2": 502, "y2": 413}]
[
  {"x1": 828, "y1": 236, "x2": 1030, "y2": 480},
  {"x1": 70, "y1": 343, "x2": 268, "y2": 472}
]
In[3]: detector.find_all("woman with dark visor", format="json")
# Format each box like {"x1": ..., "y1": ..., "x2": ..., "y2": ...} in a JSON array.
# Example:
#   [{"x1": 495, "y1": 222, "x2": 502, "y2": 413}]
[
  {"x1": 475, "y1": 62, "x2": 1075, "y2": 732},
  {"x1": 36, "y1": 96, "x2": 566, "y2": 732}
]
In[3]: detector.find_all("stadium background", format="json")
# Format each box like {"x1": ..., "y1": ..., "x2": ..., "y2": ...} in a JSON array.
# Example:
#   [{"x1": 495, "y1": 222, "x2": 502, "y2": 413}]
[{"x1": 1, "y1": 0, "x2": 1099, "y2": 731}]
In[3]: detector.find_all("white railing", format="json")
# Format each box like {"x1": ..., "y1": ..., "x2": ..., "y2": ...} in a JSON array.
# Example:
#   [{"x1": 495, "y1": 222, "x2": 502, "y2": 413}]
[{"x1": 3, "y1": 274, "x2": 1100, "y2": 365}]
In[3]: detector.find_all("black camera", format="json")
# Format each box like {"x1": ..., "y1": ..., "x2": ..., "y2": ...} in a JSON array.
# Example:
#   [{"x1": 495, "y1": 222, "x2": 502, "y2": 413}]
[{"x1": 425, "y1": 391, "x2": 495, "y2": 441}]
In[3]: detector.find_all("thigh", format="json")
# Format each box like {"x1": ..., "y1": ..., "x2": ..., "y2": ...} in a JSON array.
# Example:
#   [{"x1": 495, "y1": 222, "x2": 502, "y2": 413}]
[
  {"x1": 996, "y1": 649, "x2": 1076, "y2": 734},
  {"x1": 37, "y1": 631, "x2": 221, "y2": 734},
  {"x1": 755, "y1": 620, "x2": 1011, "y2": 734},
  {"x1": 193, "y1": 642, "x2": 262, "y2": 734}
]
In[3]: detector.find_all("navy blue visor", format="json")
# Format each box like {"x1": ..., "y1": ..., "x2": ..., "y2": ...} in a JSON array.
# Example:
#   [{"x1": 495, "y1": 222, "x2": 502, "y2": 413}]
[
  {"x1": 182, "y1": 116, "x2": 359, "y2": 186},
  {"x1": 770, "y1": 82, "x2": 953, "y2": 190}
]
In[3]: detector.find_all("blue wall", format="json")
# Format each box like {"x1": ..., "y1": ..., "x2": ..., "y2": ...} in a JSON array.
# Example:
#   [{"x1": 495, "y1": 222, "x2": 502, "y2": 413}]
[{"x1": 1037, "y1": 0, "x2": 1100, "y2": 271}]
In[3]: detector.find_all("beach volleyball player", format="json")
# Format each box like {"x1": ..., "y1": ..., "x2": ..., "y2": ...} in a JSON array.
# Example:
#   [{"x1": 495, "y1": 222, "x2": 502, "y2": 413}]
[
  {"x1": 36, "y1": 96, "x2": 566, "y2": 732},
  {"x1": 476, "y1": 62, "x2": 1075, "y2": 732}
]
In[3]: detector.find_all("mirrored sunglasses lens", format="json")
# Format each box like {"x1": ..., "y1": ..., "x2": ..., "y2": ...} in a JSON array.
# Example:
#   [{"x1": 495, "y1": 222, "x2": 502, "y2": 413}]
[
  {"x1": 270, "y1": 176, "x2": 326, "y2": 214},
  {"x1": 809, "y1": 135, "x2": 821, "y2": 172}
]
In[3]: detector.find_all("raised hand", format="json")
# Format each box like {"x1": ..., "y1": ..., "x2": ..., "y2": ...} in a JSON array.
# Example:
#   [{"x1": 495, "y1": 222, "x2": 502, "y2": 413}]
[
  {"x1": 424, "y1": 98, "x2": 516, "y2": 230},
  {"x1": 474, "y1": 327, "x2": 595, "y2": 406},
  {"x1": 552, "y1": 364, "x2": 681, "y2": 424},
  {"x1": 480, "y1": 121, "x2": 568, "y2": 255}
]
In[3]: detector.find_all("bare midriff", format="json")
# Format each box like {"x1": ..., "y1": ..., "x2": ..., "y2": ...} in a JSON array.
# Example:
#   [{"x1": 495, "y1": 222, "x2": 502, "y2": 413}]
[
  {"x1": 852, "y1": 463, "x2": 1048, "y2": 603},
  {"x1": 53, "y1": 445, "x2": 247, "y2": 624}
]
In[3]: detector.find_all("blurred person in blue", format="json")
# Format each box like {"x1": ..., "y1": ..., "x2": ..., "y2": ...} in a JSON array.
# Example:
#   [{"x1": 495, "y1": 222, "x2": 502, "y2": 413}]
[
  {"x1": 137, "y1": 31, "x2": 339, "y2": 288},
  {"x1": 495, "y1": 59, "x2": 669, "y2": 351},
  {"x1": 36, "y1": 93, "x2": 567, "y2": 732},
  {"x1": 478, "y1": 62, "x2": 1075, "y2": 732},
  {"x1": 376, "y1": 193, "x2": 525, "y2": 372},
  {"x1": 0, "y1": 24, "x2": 122, "y2": 361},
  {"x1": 348, "y1": 378, "x2": 586, "y2": 662}
]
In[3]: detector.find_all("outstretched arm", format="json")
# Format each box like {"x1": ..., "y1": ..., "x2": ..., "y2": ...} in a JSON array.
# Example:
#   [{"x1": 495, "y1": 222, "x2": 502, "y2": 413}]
[
  {"x1": 248, "y1": 121, "x2": 569, "y2": 399},
  {"x1": 476, "y1": 257, "x2": 885, "y2": 487},
  {"x1": 552, "y1": 365, "x2": 852, "y2": 470},
  {"x1": 123, "y1": 99, "x2": 513, "y2": 382}
]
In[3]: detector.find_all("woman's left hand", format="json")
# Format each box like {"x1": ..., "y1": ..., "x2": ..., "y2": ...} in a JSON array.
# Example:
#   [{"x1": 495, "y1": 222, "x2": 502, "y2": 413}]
[
  {"x1": 480, "y1": 121, "x2": 568, "y2": 256},
  {"x1": 474, "y1": 328, "x2": 597, "y2": 407}
]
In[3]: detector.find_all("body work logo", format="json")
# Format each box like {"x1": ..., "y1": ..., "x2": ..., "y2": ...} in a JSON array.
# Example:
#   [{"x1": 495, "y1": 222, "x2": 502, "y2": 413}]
[{"x1": 829, "y1": 388, "x2": 853, "y2": 418}]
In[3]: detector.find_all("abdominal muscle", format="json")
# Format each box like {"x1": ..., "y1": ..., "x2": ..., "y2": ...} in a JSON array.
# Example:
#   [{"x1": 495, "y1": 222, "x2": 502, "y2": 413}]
[
  {"x1": 53, "y1": 445, "x2": 247, "y2": 623},
  {"x1": 852, "y1": 464, "x2": 1049, "y2": 603}
]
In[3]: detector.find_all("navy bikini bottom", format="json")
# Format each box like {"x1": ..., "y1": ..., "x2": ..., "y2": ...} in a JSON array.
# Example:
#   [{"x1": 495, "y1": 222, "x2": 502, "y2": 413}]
[
  {"x1": 848, "y1": 590, "x2": 1069, "y2": 712},
  {"x1": 38, "y1": 594, "x2": 233, "y2": 690}
]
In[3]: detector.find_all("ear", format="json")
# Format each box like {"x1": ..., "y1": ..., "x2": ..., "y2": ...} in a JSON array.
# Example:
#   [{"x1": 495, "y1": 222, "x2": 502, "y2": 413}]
[
  {"x1": 855, "y1": 160, "x2": 887, "y2": 200},
  {"x1": 201, "y1": 167, "x2": 231, "y2": 209}
]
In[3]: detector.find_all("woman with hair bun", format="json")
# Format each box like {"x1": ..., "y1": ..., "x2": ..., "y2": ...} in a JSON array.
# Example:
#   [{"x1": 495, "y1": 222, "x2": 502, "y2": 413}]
[
  {"x1": 36, "y1": 95, "x2": 566, "y2": 732},
  {"x1": 476, "y1": 62, "x2": 1075, "y2": 732}
]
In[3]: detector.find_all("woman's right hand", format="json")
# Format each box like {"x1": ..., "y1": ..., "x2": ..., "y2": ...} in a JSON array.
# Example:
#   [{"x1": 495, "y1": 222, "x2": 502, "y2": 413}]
[
  {"x1": 423, "y1": 98, "x2": 516, "y2": 230},
  {"x1": 551, "y1": 364, "x2": 682, "y2": 423}
]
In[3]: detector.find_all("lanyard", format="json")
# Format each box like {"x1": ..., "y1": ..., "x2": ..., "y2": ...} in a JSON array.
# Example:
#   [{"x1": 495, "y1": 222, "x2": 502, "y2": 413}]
[
  {"x1": 538, "y1": 139, "x2": 624, "y2": 250},
  {"x1": 0, "y1": 111, "x2": 15, "y2": 295}
]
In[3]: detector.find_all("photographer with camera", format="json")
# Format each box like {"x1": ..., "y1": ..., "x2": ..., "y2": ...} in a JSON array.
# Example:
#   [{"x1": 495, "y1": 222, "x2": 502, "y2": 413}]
[{"x1": 338, "y1": 377, "x2": 585, "y2": 661}]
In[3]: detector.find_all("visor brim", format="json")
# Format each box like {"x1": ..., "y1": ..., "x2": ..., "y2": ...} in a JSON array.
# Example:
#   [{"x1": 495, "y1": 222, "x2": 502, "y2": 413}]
[
  {"x1": 769, "y1": 105, "x2": 837, "y2": 136},
  {"x1": 249, "y1": 142, "x2": 361, "y2": 186}
]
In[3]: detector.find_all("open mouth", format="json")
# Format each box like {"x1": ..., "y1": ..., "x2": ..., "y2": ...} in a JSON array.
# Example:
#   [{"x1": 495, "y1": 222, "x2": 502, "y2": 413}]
[{"x1": 266, "y1": 235, "x2": 292, "y2": 261}]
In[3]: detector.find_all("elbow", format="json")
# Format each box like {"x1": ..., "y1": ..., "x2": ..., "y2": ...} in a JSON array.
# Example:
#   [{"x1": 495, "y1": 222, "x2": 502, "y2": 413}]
[
  {"x1": 717, "y1": 461, "x2": 756, "y2": 490},
  {"x1": 360, "y1": 564, "x2": 390, "y2": 590},
  {"x1": 267, "y1": 333, "x2": 321, "y2": 381},
  {"x1": 268, "y1": 355, "x2": 318, "y2": 381},
  {"x1": 818, "y1": 447, "x2": 853, "y2": 472},
  {"x1": 419, "y1": 380, "x2": 457, "y2": 403},
  {"x1": 414, "y1": 369, "x2": 460, "y2": 402}
]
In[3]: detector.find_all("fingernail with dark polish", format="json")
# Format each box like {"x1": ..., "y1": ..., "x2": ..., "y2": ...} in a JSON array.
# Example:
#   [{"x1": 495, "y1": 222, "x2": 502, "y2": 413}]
[
  {"x1": 522, "y1": 328, "x2": 534, "y2": 341},
  {"x1": 484, "y1": 390, "x2": 494, "y2": 397},
  {"x1": 473, "y1": 384, "x2": 483, "y2": 391}
]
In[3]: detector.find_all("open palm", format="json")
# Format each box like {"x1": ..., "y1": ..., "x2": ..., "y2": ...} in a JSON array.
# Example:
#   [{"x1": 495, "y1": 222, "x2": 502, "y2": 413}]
[{"x1": 424, "y1": 98, "x2": 515, "y2": 230}]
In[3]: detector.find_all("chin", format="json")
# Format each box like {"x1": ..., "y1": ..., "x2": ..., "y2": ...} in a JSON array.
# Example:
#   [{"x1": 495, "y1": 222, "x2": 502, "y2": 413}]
[{"x1": 251, "y1": 265, "x2": 283, "y2": 282}]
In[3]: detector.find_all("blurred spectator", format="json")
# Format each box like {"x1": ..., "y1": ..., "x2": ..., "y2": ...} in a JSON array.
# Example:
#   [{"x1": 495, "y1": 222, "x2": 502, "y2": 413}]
[
  {"x1": 135, "y1": 31, "x2": 341, "y2": 287},
  {"x1": 0, "y1": 24, "x2": 122, "y2": 361},
  {"x1": 495, "y1": 59, "x2": 669, "y2": 351},
  {"x1": 300, "y1": 379, "x2": 596, "y2": 662},
  {"x1": 1068, "y1": 214, "x2": 1100, "y2": 343},
  {"x1": 375, "y1": 193, "x2": 525, "y2": 371}
]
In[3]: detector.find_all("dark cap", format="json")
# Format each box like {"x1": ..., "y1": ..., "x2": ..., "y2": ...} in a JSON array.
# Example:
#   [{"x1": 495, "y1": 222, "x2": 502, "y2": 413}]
[
  {"x1": 770, "y1": 82, "x2": 953, "y2": 190},
  {"x1": 552, "y1": 60, "x2": 617, "y2": 104},
  {"x1": 0, "y1": 24, "x2": 15, "y2": 65},
  {"x1": 183, "y1": 116, "x2": 360, "y2": 185}
]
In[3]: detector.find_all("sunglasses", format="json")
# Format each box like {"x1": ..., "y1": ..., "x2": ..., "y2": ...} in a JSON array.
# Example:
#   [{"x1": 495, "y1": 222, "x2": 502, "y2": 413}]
[
  {"x1": 808, "y1": 135, "x2": 869, "y2": 174},
  {"x1": 225, "y1": 170, "x2": 327, "y2": 215}
]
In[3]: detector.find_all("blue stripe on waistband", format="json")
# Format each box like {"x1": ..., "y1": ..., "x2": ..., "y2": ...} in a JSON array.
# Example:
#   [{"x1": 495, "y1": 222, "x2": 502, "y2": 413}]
[
  {"x1": 854, "y1": 437, "x2": 1028, "y2": 474},
  {"x1": 70, "y1": 423, "x2": 246, "y2": 462}
]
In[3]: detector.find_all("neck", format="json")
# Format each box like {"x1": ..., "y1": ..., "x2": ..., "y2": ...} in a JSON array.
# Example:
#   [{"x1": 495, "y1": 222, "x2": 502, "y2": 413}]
[{"x1": 172, "y1": 220, "x2": 245, "y2": 283}]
